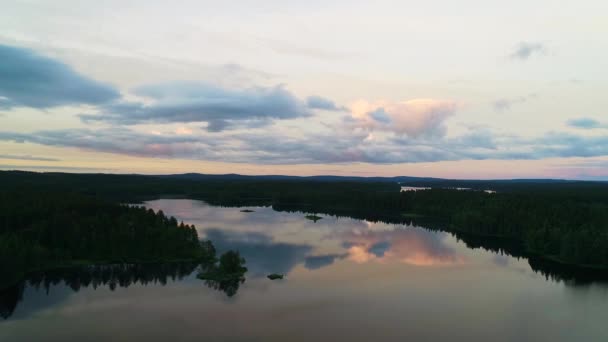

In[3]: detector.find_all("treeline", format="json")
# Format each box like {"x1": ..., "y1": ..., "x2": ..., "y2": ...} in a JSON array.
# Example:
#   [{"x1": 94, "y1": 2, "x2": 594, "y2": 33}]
[
  {"x1": 1, "y1": 171, "x2": 608, "y2": 268},
  {"x1": 0, "y1": 171, "x2": 399, "y2": 205},
  {"x1": 0, "y1": 190, "x2": 202, "y2": 289},
  {"x1": 399, "y1": 189, "x2": 608, "y2": 266}
]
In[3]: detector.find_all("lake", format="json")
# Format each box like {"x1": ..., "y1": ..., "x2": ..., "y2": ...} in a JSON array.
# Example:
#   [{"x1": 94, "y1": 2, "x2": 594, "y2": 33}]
[{"x1": 2, "y1": 199, "x2": 607, "y2": 341}]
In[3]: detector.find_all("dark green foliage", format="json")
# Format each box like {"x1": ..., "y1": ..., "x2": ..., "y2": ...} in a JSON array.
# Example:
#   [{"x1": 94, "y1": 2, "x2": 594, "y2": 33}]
[
  {"x1": 199, "y1": 240, "x2": 217, "y2": 263},
  {"x1": 1, "y1": 171, "x2": 608, "y2": 268},
  {"x1": 196, "y1": 250, "x2": 247, "y2": 297},
  {"x1": 197, "y1": 250, "x2": 247, "y2": 280},
  {"x1": 397, "y1": 189, "x2": 608, "y2": 266},
  {"x1": 0, "y1": 190, "x2": 203, "y2": 289},
  {"x1": 218, "y1": 250, "x2": 247, "y2": 274},
  {"x1": 200, "y1": 276, "x2": 244, "y2": 298}
]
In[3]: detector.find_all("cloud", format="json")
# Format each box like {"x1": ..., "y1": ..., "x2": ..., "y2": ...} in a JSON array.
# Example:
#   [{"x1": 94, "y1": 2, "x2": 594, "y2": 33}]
[
  {"x1": 0, "y1": 44, "x2": 120, "y2": 109},
  {"x1": 449, "y1": 130, "x2": 497, "y2": 150},
  {"x1": 532, "y1": 133, "x2": 608, "y2": 159},
  {"x1": 509, "y1": 42, "x2": 547, "y2": 60},
  {"x1": 347, "y1": 99, "x2": 458, "y2": 137},
  {"x1": 0, "y1": 164, "x2": 110, "y2": 171},
  {"x1": 566, "y1": 117, "x2": 608, "y2": 129},
  {"x1": 306, "y1": 96, "x2": 345, "y2": 111},
  {"x1": 80, "y1": 82, "x2": 312, "y2": 132},
  {"x1": 0, "y1": 154, "x2": 60, "y2": 161},
  {"x1": 0, "y1": 128, "x2": 207, "y2": 159},
  {"x1": 3, "y1": 125, "x2": 608, "y2": 165},
  {"x1": 493, "y1": 93, "x2": 537, "y2": 112}
]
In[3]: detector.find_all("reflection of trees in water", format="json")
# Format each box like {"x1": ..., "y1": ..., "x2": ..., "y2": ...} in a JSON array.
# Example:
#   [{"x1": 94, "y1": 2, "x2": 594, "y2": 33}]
[
  {"x1": 0, "y1": 262, "x2": 198, "y2": 320},
  {"x1": 528, "y1": 258, "x2": 608, "y2": 286},
  {"x1": 451, "y1": 230, "x2": 608, "y2": 286},
  {"x1": 0, "y1": 283, "x2": 23, "y2": 320},
  {"x1": 202, "y1": 277, "x2": 245, "y2": 298},
  {"x1": 1, "y1": 253, "x2": 251, "y2": 320},
  {"x1": 450, "y1": 230, "x2": 527, "y2": 259},
  {"x1": 197, "y1": 250, "x2": 248, "y2": 298},
  {"x1": 31, "y1": 263, "x2": 199, "y2": 292}
]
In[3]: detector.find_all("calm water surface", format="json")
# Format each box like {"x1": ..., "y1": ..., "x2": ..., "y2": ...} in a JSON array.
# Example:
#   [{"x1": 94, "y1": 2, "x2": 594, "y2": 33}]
[{"x1": 2, "y1": 199, "x2": 607, "y2": 341}]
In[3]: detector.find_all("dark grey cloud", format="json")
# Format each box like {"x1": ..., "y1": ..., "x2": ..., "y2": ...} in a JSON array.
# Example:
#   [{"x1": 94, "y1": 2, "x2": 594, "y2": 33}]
[
  {"x1": 204, "y1": 118, "x2": 273, "y2": 132},
  {"x1": 306, "y1": 96, "x2": 345, "y2": 111},
  {"x1": 0, "y1": 154, "x2": 60, "y2": 161},
  {"x1": 206, "y1": 119, "x2": 230, "y2": 132},
  {"x1": 509, "y1": 42, "x2": 547, "y2": 60},
  {"x1": 566, "y1": 117, "x2": 608, "y2": 129},
  {"x1": 0, "y1": 45, "x2": 120, "y2": 109},
  {"x1": 0, "y1": 44, "x2": 331, "y2": 132},
  {"x1": 81, "y1": 82, "x2": 312, "y2": 132}
]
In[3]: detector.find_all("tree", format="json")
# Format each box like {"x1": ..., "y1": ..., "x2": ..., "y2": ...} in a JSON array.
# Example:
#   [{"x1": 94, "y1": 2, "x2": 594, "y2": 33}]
[{"x1": 218, "y1": 250, "x2": 247, "y2": 274}]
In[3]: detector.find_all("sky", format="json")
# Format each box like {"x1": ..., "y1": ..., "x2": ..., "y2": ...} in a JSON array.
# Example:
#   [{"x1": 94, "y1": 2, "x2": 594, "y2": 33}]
[{"x1": 1, "y1": 0, "x2": 607, "y2": 179}]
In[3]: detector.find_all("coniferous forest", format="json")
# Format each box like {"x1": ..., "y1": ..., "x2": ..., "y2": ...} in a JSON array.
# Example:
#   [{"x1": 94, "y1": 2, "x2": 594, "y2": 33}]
[
  {"x1": 1, "y1": 170, "x2": 608, "y2": 290},
  {"x1": 0, "y1": 189, "x2": 205, "y2": 289}
]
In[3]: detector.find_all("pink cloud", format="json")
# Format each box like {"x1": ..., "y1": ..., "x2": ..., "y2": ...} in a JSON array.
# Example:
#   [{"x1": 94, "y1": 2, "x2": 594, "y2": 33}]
[{"x1": 348, "y1": 99, "x2": 459, "y2": 137}]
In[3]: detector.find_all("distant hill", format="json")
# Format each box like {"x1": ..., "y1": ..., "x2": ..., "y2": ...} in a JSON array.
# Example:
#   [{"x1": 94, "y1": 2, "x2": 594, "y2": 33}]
[
  {"x1": 156, "y1": 173, "x2": 439, "y2": 183},
  {"x1": 1, "y1": 170, "x2": 605, "y2": 194},
  {"x1": 155, "y1": 172, "x2": 606, "y2": 192}
]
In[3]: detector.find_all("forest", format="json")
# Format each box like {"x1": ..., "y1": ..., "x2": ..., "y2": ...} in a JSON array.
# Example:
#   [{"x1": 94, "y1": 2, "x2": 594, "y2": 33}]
[
  {"x1": 1, "y1": 170, "x2": 608, "y2": 276},
  {"x1": 0, "y1": 189, "x2": 207, "y2": 290}
]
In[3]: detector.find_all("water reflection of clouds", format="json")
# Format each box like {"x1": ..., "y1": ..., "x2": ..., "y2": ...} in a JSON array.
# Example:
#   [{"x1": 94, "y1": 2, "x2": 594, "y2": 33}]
[
  {"x1": 147, "y1": 200, "x2": 350, "y2": 248},
  {"x1": 147, "y1": 200, "x2": 467, "y2": 272},
  {"x1": 304, "y1": 254, "x2": 348, "y2": 270},
  {"x1": 339, "y1": 227, "x2": 466, "y2": 266},
  {"x1": 206, "y1": 225, "x2": 465, "y2": 274},
  {"x1": 493, "y1": 254, "x2": 510, "y2": 267},
  {"x1": 204, "y1": 228, "x2": 312, "y2": 278}
]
